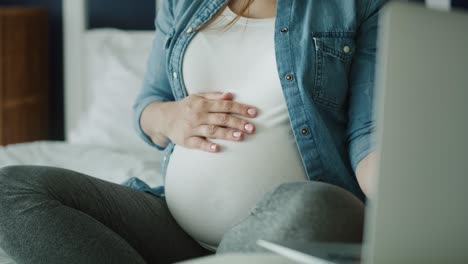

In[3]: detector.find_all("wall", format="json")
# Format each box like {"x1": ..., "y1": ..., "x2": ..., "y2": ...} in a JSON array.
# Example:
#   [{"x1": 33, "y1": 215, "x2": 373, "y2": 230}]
[
  {"x1": 414, "y1": 0, "x2": 468, "y2": 8},
  {"x1": 453, "y1": 0, "x2": 468, "y2": 9},
  {"x1": 88, "y1": 0, "x2": 155, "y2": 30}
]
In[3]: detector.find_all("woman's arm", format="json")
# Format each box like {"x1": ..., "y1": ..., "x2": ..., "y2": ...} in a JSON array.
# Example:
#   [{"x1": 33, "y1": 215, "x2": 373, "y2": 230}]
[
  {"x1": 356, "y1": 151, "x2": 377, "y2": 197},
  {"x1": 347, "y1": 0, "x2": 387, "y2": 197},
  {"x1": 140, "y1": 101, "x2": 172, "y2": 149},
  {"x1": 133, "y1": 0, "x2": 176, "y2": 150}
]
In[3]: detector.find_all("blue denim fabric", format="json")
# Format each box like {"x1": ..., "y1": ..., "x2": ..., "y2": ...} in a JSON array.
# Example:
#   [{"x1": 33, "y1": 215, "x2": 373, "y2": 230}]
[
  {"x1": 132, "y1": 0, "x2": 387, "y2": 201},
  {"x1": 122, "y1": 177, "x2": 165, "y2": 198}
]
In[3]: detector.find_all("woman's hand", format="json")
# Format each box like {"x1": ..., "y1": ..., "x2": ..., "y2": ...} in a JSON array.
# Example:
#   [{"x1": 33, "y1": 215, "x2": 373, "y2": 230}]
[{"x1": 141, "y1": 92, "x2": 258, "y2": 152}]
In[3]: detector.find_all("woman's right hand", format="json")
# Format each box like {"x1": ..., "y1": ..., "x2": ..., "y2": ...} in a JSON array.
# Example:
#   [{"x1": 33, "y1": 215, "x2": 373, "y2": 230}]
[{"x1": 141, "y1": 92, "x2": 258, "y2": 152}]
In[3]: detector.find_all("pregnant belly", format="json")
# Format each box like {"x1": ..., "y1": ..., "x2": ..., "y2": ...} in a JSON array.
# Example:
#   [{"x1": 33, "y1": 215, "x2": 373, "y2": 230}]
[{"x1": 164, "y1": 127, "x2": 308, "y2": 247}]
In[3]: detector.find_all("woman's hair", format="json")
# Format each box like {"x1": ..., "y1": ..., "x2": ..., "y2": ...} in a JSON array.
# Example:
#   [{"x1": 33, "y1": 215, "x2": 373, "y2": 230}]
[{"x1": 197, "y1": 0, "x2": 255, "y2": 31}]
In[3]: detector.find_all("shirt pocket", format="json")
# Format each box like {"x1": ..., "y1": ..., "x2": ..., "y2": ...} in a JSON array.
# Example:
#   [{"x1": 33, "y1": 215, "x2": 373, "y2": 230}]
[{"x1": 311, "y1": 32, "x2": 356, "y2": 111}]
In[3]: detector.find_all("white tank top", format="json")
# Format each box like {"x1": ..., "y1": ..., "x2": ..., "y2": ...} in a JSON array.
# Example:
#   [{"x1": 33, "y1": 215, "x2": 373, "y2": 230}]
[{"x1": 164, "y1": 6, "x2": 308, "y2": 250}]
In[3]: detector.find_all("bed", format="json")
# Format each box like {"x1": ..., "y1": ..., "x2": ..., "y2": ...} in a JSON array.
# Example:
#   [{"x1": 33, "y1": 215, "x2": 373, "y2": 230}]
[{"x1": 0, "y1": 0, "x2": 162, "y2": 263}]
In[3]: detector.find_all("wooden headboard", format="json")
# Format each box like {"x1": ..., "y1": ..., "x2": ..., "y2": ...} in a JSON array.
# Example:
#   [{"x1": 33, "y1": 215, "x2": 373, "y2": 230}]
[{"x1": 62, "y1": 0, "x2": 159, "y2": 139}]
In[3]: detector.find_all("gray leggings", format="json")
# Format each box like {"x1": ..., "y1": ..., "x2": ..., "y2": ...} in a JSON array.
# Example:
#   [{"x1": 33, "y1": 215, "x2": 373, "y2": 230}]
[{"x1": 0, "y1": 166, "x2": 364, "y2": 264}]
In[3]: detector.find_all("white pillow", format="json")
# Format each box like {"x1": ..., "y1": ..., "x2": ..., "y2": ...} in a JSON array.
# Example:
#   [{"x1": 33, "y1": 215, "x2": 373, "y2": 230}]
[{"x1": 69, "y1": 29, "x2": 156, "y2": 154}]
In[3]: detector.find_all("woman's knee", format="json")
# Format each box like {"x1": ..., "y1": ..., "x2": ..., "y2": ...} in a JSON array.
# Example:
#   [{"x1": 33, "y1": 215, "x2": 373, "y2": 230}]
[
  {"x1": 249, "y1": 181, "x2": 364, "y2": 220},
  {"x1": 0, "y1": 165, "x2": 26, "y2": 190},
  {"x1": 0, "y1": 165, "x2": 54, "y2": 202},
  {"x1": 270, "y1": 181, "x2": 365, "y2": 240},
  {"x1": 272, "y1": 181, "x2": 364, "y2": 215},
  {"x1": 217, "y1": 181, "x2": 365, "y2": 253}
]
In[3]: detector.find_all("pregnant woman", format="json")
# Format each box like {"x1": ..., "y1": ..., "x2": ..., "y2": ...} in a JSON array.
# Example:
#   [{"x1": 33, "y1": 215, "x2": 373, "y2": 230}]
[{"x1": 0, "y1": 0, "x2": 384, "y2": 263}]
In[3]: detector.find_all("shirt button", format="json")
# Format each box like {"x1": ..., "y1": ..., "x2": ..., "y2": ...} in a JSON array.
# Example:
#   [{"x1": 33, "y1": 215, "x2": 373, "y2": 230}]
[
  {"x1": 301, "y1": 128, "x2": 309, "y2": 136},
  {"x1": 343, "y1": 45, "x2": 351, "y2": 53},
  {"x1": 172, "y1": 72, "x2": 178, "y2": 79},
  {"x1": 280, "y1": 27, "x2": 289, "y2": 33},
  {"x1": 285, "y1": 74, "x2": 294, "y2": 81},
  {"x1": 186, "y1": 26, "x2": 194, "y2": 34}
]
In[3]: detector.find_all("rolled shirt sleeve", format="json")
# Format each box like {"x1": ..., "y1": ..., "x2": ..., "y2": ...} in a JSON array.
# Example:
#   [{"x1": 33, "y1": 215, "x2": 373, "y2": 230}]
[
  {"x1": 133, "y1": 0, "x2": 176, "y2": 151},
  {"x1": 347, "y1": 0, "x2": 387, "y2": 171}
]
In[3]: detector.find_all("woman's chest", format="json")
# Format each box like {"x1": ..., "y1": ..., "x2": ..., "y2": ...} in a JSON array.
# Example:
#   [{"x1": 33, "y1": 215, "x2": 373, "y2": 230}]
[
  {"x1": 167, "y1": 0, "x2": 362, "y2": 111},
  {"x1": 182, "y1": 15, "x2": 282, "y2": 109}
]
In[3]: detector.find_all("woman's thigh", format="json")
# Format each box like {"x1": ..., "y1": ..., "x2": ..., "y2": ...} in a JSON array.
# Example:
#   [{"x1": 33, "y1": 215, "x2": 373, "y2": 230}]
[
  {"x1": 0, "y1": 165, "x2": 211, "y2": 263},
  {"x1": 217, "y1": 181, "x2": 365, "y2": 254}
]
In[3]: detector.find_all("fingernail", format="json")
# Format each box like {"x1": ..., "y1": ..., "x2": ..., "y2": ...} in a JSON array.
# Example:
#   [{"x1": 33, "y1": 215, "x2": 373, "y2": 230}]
[
  {"x1": 210, "y1": 144, "x2": 217, "y2": 150},
  {"x1": 244, "y1": 124, "x2": 254, "y2": 132},
  {"x1": 233, "y1": 131, "x2": 242, "y2": 138},
  {"x1": 248, "y1": 108, "x2": 257, "y2": 116}
]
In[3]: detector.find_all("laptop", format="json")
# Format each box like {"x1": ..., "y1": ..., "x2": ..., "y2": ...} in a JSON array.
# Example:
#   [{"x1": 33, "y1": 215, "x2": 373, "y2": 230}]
[{"x1": 257, "y1": 2, "x2": 468, "y2": 263}]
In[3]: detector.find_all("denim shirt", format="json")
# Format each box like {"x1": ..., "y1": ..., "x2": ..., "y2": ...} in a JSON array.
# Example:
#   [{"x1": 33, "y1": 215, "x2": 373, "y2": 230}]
[{"x1": 133, "y1": 0, "x2": 386, "y2": 201}]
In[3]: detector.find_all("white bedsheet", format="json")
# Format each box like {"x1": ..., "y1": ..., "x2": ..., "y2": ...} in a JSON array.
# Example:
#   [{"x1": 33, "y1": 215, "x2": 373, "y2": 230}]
[
  {"x1": 0, "y1": 141, "x2": 163, "y2": 186},
  {"x1": 0, "y1": 141, "x2": 163, "y2": 264}
]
